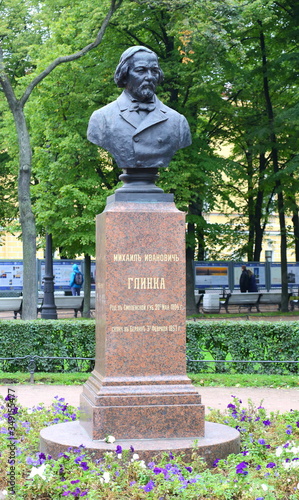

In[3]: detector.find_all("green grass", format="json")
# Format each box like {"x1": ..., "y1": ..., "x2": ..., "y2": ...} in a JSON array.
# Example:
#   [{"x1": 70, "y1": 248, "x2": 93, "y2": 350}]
[
  {"x1": 1, "y1": 371, "x2": 299, "y2": 388},
  {"x1": 0, "y1": 371, "x2": 89, "y2": 385},
  {"x1": 189, "y1": 372, "x2": 299, "y2": 388},
  {"x1": 187, "y1": 310, "x2": 299, "y2": 319}
]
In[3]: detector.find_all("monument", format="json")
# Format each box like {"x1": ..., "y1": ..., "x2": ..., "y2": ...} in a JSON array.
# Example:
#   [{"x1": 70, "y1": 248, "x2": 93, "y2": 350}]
[{"x1": 40, "y1": 46, "x2": 239, "y2": 464}]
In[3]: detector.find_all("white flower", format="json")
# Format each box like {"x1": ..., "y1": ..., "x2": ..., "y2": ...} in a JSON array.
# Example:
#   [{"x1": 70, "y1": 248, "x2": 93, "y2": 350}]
[
  {"x1": 117, "y1": 453, "x2": 122, "y2": 459},
  {"x1": 102, "y1": 471, "x2": 110, "y2": 483},
  {"x1": 104, "y1": 435, "x2": 115, "y2": 443},
  {"x1": 276, "y1": 446, "x2": 283, "y2": 457},
  {"x1": 1, "y1": 491, "x2": 7, "y2": 496},
  {"x1": 28, "y1": 463, "x2": 48, "y2": 480},
  {"x1": 261, "y1": 484, "x2": 268, "y2": 491},
  {"x1": 131, "y1": 453, "x2": 140, "y2": 462},
  {"x1": 138, "y1": 460, "x2": 146, "y2": 468}
]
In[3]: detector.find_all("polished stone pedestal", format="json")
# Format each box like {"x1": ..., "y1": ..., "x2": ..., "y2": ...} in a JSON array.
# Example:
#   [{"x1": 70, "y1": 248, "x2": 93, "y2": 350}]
[
  {"x1": 40, "y1": 198, "x2": 240, "y2": 463},
  {"x1": 80, "y1": 200, "x2": 205, "y2": 440}
]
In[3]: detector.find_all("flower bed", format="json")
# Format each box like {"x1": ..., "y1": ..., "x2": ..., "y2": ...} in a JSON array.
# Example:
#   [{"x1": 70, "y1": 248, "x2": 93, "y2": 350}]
[{"x1": 1, "y1": 394, "x2": 299, "y2": 499}]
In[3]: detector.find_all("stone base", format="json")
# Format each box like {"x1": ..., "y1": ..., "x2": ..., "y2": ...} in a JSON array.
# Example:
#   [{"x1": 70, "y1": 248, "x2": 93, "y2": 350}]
[
  {"x1": 80, "y1": 372, "x2": 205, "y2": 440},
  {"x1": 40, "y1": 420, "x2": 240, "y2": 468}
]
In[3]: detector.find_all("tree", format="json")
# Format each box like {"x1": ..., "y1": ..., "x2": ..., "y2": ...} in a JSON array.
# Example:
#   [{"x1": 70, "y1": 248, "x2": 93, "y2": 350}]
[{"x1": 0, "y1": 0, "x2": 123, "y2": 319}]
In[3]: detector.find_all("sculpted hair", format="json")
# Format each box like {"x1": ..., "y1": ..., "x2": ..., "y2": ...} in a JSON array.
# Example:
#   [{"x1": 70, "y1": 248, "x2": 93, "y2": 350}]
[{"x1": 114, "y1": 47, "x2": 164, "y2": 88}]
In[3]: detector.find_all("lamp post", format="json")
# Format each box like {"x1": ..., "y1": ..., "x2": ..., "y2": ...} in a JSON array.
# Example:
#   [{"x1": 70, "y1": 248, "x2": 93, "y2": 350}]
[{"x1": 41, "y1": 233, "x2": 57, "y2": 319}]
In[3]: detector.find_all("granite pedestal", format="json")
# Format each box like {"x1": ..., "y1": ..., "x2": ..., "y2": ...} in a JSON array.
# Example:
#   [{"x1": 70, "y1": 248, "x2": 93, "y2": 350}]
[
  {"x1": 80, "y1": 199, "x2": 205, "y2": 440},
  {"x1": 40, "y1": 195, "x2": 240, "y2": 464}
]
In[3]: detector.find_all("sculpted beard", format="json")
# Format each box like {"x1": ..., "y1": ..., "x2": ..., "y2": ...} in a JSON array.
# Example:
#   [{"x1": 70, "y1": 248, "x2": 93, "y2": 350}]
[{"x1": 135, "y1": 82, "x2": 156, "y2": 102}]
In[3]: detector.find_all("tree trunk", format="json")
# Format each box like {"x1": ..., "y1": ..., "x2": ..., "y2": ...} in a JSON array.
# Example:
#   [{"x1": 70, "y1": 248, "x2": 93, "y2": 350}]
[
  {"x1": 14, "y1": 104, "x2": 37, "y2": 319},
  {"x1": 186, "y1": 240, "x2": 197, "y2": 316},
  {"x1": 292, "y1": 208, "x2": 299, "y2": 262},
  {"x1": 259, "y1": 23, "x2": 288, "y2": 311},
  {"x1": 83, "y1": 254, "x2": 91, "y2": 318}
]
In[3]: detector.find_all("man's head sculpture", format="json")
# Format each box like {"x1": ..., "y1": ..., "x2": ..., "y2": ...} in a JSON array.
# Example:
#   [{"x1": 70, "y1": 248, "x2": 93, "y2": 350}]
[
  {"x1": 87, "y1": 45, "x2": 192, "y2": 194},
  {"x1": 114, "y1": 46, "x2": 164, "y2": 89}
]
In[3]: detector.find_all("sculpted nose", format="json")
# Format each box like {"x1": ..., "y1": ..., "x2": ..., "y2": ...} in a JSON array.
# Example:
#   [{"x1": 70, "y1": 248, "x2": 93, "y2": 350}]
[{"x1": 145, "y1": 69, "x2": 154, "y2": 80}]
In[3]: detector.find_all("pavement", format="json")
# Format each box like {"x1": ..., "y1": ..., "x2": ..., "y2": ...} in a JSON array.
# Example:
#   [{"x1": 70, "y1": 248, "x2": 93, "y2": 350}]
[{"x1": 1, "y1": 384, "x2": 298, "y2": 414}]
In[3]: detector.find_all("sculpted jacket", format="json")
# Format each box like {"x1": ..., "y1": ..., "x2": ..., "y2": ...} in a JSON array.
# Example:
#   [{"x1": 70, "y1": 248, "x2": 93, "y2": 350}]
[{"x1": 87, "y1": 91, "x2": 192, "y2": 169}]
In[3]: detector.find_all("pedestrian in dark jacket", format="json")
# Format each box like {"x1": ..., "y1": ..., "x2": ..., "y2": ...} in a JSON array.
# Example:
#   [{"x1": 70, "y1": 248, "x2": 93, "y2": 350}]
[
  {"x1": 239, "y1": 265, "x2": 249, "y2": 292},
  {"x1": 247, "y1": 270, "x2": 258, "y2": 292},
  {"x1": 69, "y1": 264, "x2": 83, "y2": 296}
]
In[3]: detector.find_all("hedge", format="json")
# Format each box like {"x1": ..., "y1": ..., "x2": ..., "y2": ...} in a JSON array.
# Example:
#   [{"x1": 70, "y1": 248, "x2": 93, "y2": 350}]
[
  {"x1": 186, "y1": 320, "x2": 299, "y2": 374},
  {"x1": 0, "y1": 320, "x2": 298, "y2": 375},
  {"x1": 0, "y1": 320, "x2": 95, "y2": 373}
]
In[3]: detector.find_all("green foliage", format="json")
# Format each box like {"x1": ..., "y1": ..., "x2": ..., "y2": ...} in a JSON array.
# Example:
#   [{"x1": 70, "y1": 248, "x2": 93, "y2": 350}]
[
  {"x1": 1, "y1": 393, "x2": 299, "y2": 498},
  {"x1": 186, "y1": 320, "x2": 299, "y2": 375},
  {"x1": 0, "y1": 320, "x2": 95, "y2": 372}
]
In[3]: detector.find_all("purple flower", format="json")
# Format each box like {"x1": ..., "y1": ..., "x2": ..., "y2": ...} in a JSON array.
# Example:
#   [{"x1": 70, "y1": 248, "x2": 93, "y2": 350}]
[
  {"x1": 263, "y1": 420, "x2": 271, "y2": 426},
  {"x1": 213, "y1": 459, "x2": 220, "y2": 467},
  {"x1": 71, "y1": 480, "x2": 80, "y2": 484},
  {"x1": 169, "y1": 452, "x2": 174, "y2": 460},
  {"x1": 255, "y1": 465, "x2": 261, "y2": 470},
  {"x1": 185, "y1": 466, "x2": 193, "y2": 472},
  {"x1": 142, "y1": 480, "x2": 155, "y2": 492},
  {"x1": 130, "y1": 445, "x2": 134, "y2": 453},
  {"x1": 227, "y1": 403, "x2": 236, "y2": 409},
  {"x1": 286, "y1": 429, "x2": 292, "y2": 435},
  {"x1": 236, "y1": 461, "x2": 248, "y2": 475},
  {"x1": 115, "y1": 445, "x2": 122, "y2": 455},
  {"x1": 266, "y1": 462, "x2": 276, "y2": 468},
  {"x1": 258, "y1": 439, "x2": 266, "y2": 445},
  {"x1": 153, "y1": 467, "x2": 163, "y2": 475},
  {"x1": 130, "y1": 481, "x2": 136, "y2": 486},
  {"x1": 79, "y1": 462, "x2": 89, "y2": 471}
]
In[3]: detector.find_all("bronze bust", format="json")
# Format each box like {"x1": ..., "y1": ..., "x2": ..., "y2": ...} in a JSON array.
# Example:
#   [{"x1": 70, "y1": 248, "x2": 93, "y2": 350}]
[{"x1": 87, "y1": 46, "x2": 191, "y2": 170}]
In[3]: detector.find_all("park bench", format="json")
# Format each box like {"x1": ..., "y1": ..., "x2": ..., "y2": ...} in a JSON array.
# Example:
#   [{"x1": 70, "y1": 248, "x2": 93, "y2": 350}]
[
  {"x1": 259, "y1": 291, "x2": 292, "y2": 310},
  {"x1": 0, "y1": 296, "x2": 23, "y2": 319},
  {"x1": 220, "y1": 292, "x2": 262, "y2": 313},
  {"x1": 38, "y1": 295, "x2": 84, "y2": 317}
]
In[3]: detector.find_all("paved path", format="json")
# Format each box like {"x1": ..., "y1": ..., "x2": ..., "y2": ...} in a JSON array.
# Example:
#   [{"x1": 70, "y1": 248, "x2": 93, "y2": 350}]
[{"x1": 1, "y1": 385, "x2": 298, "y2": 414}]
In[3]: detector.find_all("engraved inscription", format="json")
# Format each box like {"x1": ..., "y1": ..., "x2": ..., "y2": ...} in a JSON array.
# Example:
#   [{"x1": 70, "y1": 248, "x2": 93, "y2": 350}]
[
  {"x1": 114, "y1": 254, "x2": 141, "y2": 262},
  {"x1": 144, "y1": 254, "x2": 179, "y2": 262},
  {"x1": 111, "y1": 325, "x2": 181, "y2": 333},
  {"x1": 113, "y1": 253, "x2": 179, "y2": 262},
  {"x1": 127, "y1": 277, "x2": 165, "y2": 289}
]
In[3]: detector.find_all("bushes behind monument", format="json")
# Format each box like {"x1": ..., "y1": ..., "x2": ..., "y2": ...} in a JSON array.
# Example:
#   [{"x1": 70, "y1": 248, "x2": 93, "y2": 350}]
[
  {"x1": 0, "y1": 319, "x2": 298, "y2": 375},
  {"x1": 187, "y1": 320, "x2": 299, "y2": 375},
  {"x1": 0, "y1": 320, "x2": 95, "y2": 373}
]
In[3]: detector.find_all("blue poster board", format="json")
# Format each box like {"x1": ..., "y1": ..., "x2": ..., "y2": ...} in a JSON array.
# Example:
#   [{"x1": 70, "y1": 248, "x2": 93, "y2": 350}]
[
  {"x1": 194, "y1": 262, "x2": 229, "y2": 289},
  {"x1": 0, "y1": 261, "x2": 23, "y2": 289},
  {"x1": 233, "y1": 263, "x2": 266, "y2": 290}
]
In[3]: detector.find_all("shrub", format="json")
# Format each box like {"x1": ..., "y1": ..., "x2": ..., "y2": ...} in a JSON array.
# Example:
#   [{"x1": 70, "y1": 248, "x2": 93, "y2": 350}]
[
  {"x1": 0, "y1": 320, "x2": 95, "y2": 373},
  {"x1": 186, "y1": 321, "x2": 299, "y2": 375}
]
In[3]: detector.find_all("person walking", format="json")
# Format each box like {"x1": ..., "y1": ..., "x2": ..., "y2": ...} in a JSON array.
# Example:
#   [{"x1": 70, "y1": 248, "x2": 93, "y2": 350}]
[
  {"x1": 239, "y1": 265, "x2": 249, "y2": 292},
  {"x1": 247, "y1": 269, "x2": 258, "y2": 292},
  {"x1": 69, "y1": 264, "x2": 83, "y2": 296}
]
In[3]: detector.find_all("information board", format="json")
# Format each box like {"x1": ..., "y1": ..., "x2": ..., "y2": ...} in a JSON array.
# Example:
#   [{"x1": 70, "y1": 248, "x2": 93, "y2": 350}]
[
  {"x1": 194, "y1": 262, "x2": 229, "y2": 289},
  {"x1": 233, "y1": 263, "x2": 266, "y2": 290},
  {"x1": 0, "y1": 261, "x2": 23, "y2": 289},
  {"x1": 270, "y1": 263, "x2": 299, "y2": 288},
  {"x1": 40, "y1": 260, "x2": 96, "y2": 290},
  {"x1": 40, "y1": 260, "x2": 83, "y2": 290}
]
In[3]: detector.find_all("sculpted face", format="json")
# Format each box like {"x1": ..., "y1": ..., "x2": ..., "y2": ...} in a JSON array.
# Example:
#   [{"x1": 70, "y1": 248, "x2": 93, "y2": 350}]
[{"x1": 125, "y1": 51, "x2": 160, "y2": 102}]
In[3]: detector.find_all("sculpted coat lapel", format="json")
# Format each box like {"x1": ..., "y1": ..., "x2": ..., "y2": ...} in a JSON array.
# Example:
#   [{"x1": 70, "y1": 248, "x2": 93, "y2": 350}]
[{"x1": 87, "y1": 91, "x2": 191, "y2": 169}]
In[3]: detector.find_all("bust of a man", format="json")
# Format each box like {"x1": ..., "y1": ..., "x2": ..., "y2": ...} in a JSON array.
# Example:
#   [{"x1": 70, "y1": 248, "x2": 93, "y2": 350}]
[{"x1": 87, "y1": 46, "x2": 191, "y2": 170}]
